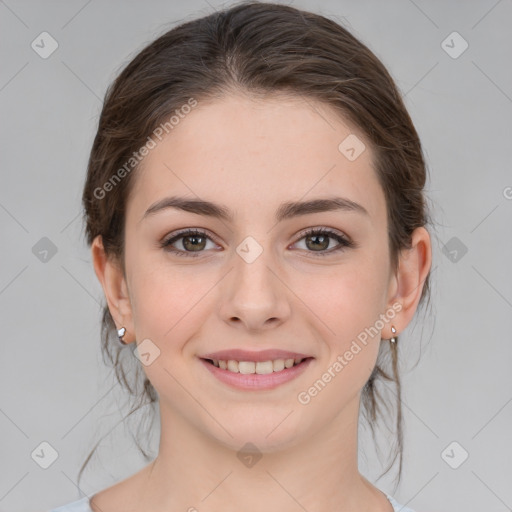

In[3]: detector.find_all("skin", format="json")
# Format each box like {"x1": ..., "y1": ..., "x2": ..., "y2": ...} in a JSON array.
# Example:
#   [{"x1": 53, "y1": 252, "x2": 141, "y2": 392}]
[{"x1": 91, "y1": 92, "x2": 431, "y2": 512}]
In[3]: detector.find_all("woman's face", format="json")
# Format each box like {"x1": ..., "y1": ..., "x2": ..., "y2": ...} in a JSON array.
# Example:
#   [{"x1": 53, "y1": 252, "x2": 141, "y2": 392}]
[{"x1": 118, "y1": 93, "x2": 404, "y2": 451}]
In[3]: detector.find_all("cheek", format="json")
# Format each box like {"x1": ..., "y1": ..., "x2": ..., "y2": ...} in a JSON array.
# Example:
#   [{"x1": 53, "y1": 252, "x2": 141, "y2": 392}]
[
  {"x1": 295, "y1": 259, "x2": 388, "y2": 396},
  {"x1": 131, "y1": 273, "x2": 187, "y2": 337},
  {"x1": 298, "y1": 259, "x2": 388, "y2": 339},
  {"x1": 127, "y1": 256, "x2": 217, "y2": 349},
  {"x1": 300, "y1": 265, "x2": 386, "y2": 403}
]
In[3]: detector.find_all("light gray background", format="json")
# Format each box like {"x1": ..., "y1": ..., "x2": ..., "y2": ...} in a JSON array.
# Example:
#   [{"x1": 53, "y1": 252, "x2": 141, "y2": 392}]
[{"x1": 1, "y1": 1, "x2": 511, "y2": 511}]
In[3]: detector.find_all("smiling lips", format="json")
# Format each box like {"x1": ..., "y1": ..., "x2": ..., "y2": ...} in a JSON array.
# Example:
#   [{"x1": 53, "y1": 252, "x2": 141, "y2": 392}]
[
  {"x1": 200, "y1": 357, "x2": 313, "y2": 390},
  {"x1": 201, "y1": 348, "x2": 311, "y2": 373},
  {"x1": 208, "y1": 357, "x2": 306, "y2": 374}
]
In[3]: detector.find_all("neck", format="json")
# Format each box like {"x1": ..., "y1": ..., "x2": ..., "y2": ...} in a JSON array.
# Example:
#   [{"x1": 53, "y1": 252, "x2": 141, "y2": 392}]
[{"x1": 132, "y1": 393, "x2": 390, "y2": 512}]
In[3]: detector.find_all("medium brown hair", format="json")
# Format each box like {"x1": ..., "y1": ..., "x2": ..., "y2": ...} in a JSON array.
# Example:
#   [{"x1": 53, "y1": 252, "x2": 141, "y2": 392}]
[{"x1": 79, "y1": 0, "x2": 433, "y2": 490}]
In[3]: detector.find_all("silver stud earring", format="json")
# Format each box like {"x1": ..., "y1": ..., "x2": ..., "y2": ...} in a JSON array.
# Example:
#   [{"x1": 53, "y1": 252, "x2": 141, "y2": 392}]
[
  {"x1": 117, "y1": 326, "x2": 127, "y2": 345},
  {"x1": 390, "y1": 325, "x2": 397, "y2": 344}
]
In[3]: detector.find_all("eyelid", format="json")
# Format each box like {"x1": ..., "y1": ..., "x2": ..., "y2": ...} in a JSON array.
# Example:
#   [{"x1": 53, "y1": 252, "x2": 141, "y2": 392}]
[
  {"x1": 161, "y1": 228, "x2": 221, "y2": 251},
  {"x1": 291, "y1": 226, "x2": 354, "y2": 255},
  {"x1": 293, "y1": 226, "x2": 350, "y2": 243}
]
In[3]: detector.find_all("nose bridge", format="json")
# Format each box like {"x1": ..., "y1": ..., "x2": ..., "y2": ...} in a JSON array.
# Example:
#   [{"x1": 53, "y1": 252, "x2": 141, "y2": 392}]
[
  {"x1": 218, "y1": 234, "x2": 290, "y2": 329},
  {"x1": 232, "y1": 235, "x2": 278, "y2": 302}
]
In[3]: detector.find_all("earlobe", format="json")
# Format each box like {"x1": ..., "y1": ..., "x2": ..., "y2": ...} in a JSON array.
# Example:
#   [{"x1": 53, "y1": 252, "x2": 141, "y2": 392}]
[
  {"x1": 386, "y1": 227, "x2": 432, "y2": 337},
  {"x1": 91, "y1": 235, "x2": 135, "y2": 343}
]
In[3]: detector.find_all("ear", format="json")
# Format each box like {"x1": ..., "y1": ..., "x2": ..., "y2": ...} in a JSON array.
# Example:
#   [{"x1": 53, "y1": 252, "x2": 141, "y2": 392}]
[
  {"x1": 384, "y1": 226, "x2": 432, "y2": 338},
  {"x1": 91, "y1": 235, "x2": 135, "y2": 344}
]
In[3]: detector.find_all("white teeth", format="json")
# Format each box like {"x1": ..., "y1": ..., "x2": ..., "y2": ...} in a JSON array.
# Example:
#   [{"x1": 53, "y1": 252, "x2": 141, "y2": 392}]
[
  {"x1": 256, "y1": 361, "x2": 274, "y2": 374},
  {"x1": 239, "y1": 361, "x2": 255, "y2": 374},
  {"x1": 273, "y1": 359, "x2": 285, "y2": 372},
  {"x1": 210, "y1": 357, "x2": 306, "y2": 374},
  {"x1": 227, "y1": 360, "x2": 239, "y2": 372}
]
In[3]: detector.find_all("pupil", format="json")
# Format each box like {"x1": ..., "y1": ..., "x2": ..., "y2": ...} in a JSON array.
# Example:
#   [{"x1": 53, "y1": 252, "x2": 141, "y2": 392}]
[
  {"x1": 184, "y1": 235, "x2": 205, "y2": 251},
  {"x1": 307, "y1": 234, "x2": 328, "y2": 251}
]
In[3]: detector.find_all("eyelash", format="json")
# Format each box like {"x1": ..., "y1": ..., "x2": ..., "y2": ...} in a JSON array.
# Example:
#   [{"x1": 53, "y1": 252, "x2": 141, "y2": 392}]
[{"x1": 160, "y1": 227, "x2": 354, "y2": 258}]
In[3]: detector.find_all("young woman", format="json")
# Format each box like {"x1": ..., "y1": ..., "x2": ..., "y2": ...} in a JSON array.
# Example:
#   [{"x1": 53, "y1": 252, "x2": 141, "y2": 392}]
[{"x1": 50, "y1": 2, "x2": 432, "y2": 511}]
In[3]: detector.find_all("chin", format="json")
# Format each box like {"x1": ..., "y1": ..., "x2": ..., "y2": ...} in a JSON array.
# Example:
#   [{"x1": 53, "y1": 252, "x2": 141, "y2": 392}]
[{"x1": 208, "y1": 418, "x2": 305, "y2": 455}]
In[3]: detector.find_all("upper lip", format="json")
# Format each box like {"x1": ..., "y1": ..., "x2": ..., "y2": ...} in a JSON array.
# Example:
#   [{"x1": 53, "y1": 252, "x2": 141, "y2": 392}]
[{"x1": 200, "y1": 349, "x2": 313, "y2": 362}]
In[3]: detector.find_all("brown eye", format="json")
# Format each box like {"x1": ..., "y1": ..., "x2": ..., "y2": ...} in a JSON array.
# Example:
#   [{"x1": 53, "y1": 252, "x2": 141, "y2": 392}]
[
  {"x1": 294, "y1": 228, "x2": 353, "y2": 256},
  {"x1": 181, "y1": 233, "x2": 207, "y2": 251},
  {"x1": 161, "y1": 229, "x2": 215, "y2": 257},
  {"x1": 305, "y1": 233, "x2": 330, "y2": 251},
  {"x1": 161, "y1": 227, "x2": 354, "y2": 258}
]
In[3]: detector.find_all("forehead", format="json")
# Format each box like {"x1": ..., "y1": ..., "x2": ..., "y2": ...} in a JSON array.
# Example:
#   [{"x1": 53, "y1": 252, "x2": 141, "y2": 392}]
[{"x1": 127, "y1": 93, "x2": 386, "y2": 226}]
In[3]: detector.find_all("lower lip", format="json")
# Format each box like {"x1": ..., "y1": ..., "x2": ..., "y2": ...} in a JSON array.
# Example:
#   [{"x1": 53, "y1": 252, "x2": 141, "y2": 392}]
[{"x1": 200, "y1": 358, "x2": 314, "y2": 390}]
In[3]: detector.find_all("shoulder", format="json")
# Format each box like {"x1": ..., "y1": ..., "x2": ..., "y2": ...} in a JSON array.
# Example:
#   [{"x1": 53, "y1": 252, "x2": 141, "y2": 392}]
[
  {"x1": 386, "y1": 494, "x2": 417, "y2": 512},
  {"x1": 47, "y1": 496, "x2": 92, "y2": 512}
]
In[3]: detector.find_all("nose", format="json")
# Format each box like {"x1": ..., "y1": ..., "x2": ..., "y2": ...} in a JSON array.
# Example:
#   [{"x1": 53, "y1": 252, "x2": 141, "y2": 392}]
[{"x1": 218, "y1": 243, "x2": 291, "y2": 333}]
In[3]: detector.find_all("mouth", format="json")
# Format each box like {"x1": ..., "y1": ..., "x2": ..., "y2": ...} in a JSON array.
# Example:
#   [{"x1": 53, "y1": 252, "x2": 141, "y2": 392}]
[
  {"x1": 201, "y1": 356, "x2": 313, "y2": 374},
  {"x1": 199, "y1": 351, "x2": 314, "y2": 390}
]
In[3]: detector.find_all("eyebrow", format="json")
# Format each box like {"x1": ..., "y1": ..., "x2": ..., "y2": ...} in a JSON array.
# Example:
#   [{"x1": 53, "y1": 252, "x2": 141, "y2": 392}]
[{"x1": 141, "y1": 195, "x2": 369, "y2": 223}]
